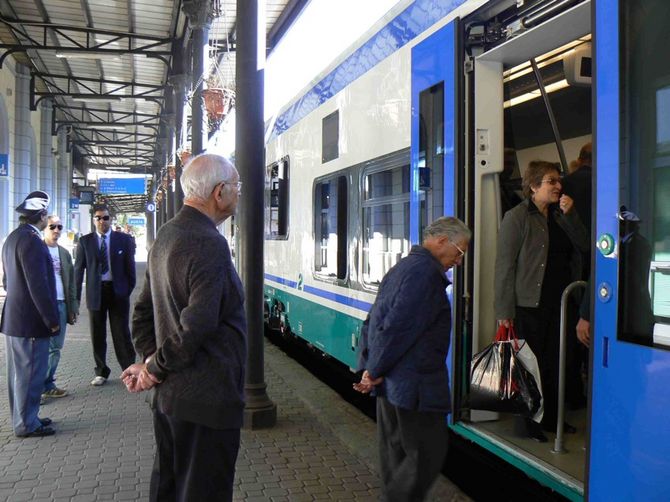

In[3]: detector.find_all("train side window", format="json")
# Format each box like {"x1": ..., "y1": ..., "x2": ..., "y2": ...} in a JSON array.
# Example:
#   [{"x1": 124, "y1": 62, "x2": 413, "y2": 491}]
[
  {"x1": 265, "y1": 157, "x2": 289, "y2": 239},
  {"x1": 314, "y1": 174, "x2": 348, "y2": 280},
  {"x1": 362, "y1": 162, "x2": 410, "y2": 287},
  {"x1": 322, "y1": 110, "x2": 339, "y2": 163},
  {"x1": 618, "y1": 0, "x2": 670, "y2": 348}
]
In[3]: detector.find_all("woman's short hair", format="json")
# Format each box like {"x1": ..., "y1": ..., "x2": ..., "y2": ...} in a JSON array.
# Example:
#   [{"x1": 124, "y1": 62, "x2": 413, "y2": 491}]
[
  {"x1": 423, "y1": 216, "x2": 471, "y2": 243},
  {"x1": 522, "y1": 160, "x2": 561, "y2": 199},
  {"x1": 180, "y1": 153, "x2": 236, "y2": 201}
]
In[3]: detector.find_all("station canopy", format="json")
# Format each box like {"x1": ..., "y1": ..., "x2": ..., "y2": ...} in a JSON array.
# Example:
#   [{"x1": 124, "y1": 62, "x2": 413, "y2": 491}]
[{"x1": 0, "y1": 0, "x2": 306, "y2": 213}]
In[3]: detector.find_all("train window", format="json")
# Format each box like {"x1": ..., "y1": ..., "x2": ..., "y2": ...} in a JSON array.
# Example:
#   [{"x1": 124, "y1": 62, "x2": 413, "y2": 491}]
[
  {"x1": 265, "y1": 157, "x2": 289, "y2": 239},
  {"x1": 362, "y1": 162, "x2": 411, "y2": 286},
  {"x1": 618, "y1": 0, "x2": 670, "y2": 348},
  {"x1": 419, "y1": 82, "x2": 444, "y2": 233},
  {"x1": 314, "y1": 175, "x2": 348, "y2": 280},
  {"x1": 322, "y1": 110, "x2": 339, "y2": 163}
]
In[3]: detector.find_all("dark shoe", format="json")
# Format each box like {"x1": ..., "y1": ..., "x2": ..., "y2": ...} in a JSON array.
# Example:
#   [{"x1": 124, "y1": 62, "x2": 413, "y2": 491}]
[
  {"x1": 527, "y1": 420, "x2": 548, "y2": 443},
  {"x1": 39, "y1": 417, "x2": 52, "y2": 426},
  {"x1": 17, "y1": 425, "x2": 55, "y2": 438},
  {"x1": 42, "y1": 387, "x2": 68, "y2": 398}
]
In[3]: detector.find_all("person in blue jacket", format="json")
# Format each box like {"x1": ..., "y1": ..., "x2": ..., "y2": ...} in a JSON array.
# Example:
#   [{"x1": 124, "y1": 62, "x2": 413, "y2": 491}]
[
  {"x1": 355, "y1": 216, "x2": 471, "y2": 502},
  {"x1": 1, "y1": 191, "x2": 60, "y2": 437}
]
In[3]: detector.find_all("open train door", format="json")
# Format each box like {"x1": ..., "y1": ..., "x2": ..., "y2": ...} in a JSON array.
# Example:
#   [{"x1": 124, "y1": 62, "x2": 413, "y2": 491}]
[
  {"x1": 410, "y1": 18, "x2": 463, "y2": 418},
  {"x1": 590, "y1": 0, "x2": 670, "y2": 499},
  {"x1": 410, "y1": 18, "x2": 460, "y2": 243}
]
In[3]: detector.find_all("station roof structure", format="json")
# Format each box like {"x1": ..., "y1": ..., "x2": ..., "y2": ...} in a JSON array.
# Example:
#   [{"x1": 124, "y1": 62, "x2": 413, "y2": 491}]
[{"x1": 0, "y1": 0, "x2": 307, "y2": 213}]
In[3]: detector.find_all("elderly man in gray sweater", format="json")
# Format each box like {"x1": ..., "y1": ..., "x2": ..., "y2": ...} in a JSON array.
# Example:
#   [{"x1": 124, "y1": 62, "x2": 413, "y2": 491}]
[{"x1": 122, "y1": 153, "x2": 246, "y2": 502}]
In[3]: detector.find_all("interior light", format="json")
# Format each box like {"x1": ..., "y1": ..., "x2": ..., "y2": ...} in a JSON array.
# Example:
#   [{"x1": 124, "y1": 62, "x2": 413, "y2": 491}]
[
  {"x1": 72, "y1": 96, "x2": 123, "y2": 103},
  {"x1": 55, "y1": 50, "x2": 121, "y2": 61},
  {"x1": 503, "y1": 79, "x2": 570, "y2": 109}
]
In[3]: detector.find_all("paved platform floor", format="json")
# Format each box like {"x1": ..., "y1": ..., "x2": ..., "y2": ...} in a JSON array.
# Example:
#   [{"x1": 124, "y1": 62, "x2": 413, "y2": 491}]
[{"x1": 0, "y1": 262, "x2": 470, "y2": 501}]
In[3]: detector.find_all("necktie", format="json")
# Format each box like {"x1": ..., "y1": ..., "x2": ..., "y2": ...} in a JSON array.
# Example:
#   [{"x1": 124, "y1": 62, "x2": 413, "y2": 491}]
[{"x1": 100, "y1": 235, "x2": 109, "y2": 275}]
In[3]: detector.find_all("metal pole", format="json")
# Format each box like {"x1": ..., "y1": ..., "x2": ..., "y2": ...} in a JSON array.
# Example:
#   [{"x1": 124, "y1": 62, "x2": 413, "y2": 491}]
[
  {"x1": 237, "y1": 0, "x2": 276, "y2": 429},
  {"x1": 530, "y1": 58, "x2": 569, "y2": 174},
  {"x1": 169, "y1": 74, "x2": 188, "y2": 213},
  {"x1": 553, "y1": 280, "x2": 587, "y2": 454}
]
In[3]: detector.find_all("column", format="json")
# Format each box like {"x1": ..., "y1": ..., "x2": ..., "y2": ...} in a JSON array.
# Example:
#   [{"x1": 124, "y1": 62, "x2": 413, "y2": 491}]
[
  {"x1": 56, "y1": 128, "x2": 69, "y2": 225},
  {"x1": 39, "y1": 100, "x2": 55, "y2": 211},
  {"x1": 13, "y1": 64, "x2": 31, "y2": 228},
  {"x1": 168, "y1": 73, "x2": 189, "y2": 212},
  {"x1": 183, "y1": 0, "x2": 212, "y2": 155},
  {"x1": 237, "y1": 0, "x2": 276, "y2": 428}
]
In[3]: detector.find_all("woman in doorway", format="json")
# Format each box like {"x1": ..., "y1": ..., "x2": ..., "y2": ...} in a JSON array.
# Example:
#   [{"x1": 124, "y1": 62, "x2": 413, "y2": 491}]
[{"x1": 494, "y1": 160, "x2": 589, "y2": 442}]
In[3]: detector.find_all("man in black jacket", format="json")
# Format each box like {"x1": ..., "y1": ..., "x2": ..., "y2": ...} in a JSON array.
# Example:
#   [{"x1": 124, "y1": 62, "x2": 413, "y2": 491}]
[
  {"x1": 122, "y1": 153, "x2": 246, "y2": 502},
  {"x1": 75, "y1": 204, "x2": 136, "y2": 386}
]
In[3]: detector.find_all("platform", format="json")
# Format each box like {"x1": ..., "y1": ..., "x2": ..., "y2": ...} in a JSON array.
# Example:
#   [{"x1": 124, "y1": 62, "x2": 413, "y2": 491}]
[{"x1": 0, "y1": 262, "x2": 470, "y2": 501}]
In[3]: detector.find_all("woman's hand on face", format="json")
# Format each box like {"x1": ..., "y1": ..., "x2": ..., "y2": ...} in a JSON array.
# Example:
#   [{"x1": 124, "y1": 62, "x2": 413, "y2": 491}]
[{"x1": 559, "y1": 194, "x2": 574, "y2": 214}]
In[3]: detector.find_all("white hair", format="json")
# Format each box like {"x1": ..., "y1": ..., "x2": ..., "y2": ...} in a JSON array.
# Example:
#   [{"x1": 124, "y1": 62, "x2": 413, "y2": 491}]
[
  {"x1": 423, "y1": 216, "x2": 471, "y2": 242},
  {"x1": 180, "y1": 153, "x2": 237, "y2": 201}
]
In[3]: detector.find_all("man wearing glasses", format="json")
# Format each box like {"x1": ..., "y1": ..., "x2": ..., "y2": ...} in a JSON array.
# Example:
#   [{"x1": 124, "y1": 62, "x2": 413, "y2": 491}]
[
  {"x1": 121, "y1": 154, "x2": 245, "y2": 501},
  {"x1": 75, "y1": 204, "x2": 136, "y2": 386},
  {"x1": 41, "y1": 215, "x2": 78, "y2": 401},
  {"x1": 354, "y1": 216, "x2": 471, "y2": 502}
]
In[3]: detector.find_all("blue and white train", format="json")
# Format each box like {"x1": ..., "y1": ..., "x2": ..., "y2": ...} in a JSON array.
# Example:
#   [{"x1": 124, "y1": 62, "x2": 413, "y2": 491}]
[{"x1": 258, "y1": 0, "x2": 670, "y2": 500}]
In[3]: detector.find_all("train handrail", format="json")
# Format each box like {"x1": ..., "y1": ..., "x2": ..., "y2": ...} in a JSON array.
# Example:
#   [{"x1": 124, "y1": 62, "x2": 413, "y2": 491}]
[{"x1": 553, "y1": 280, "x2": 588, "y2": 454}]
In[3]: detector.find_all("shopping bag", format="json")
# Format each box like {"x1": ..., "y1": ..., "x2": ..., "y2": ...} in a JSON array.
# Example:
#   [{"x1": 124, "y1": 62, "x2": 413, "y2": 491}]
[
  {"x1": 514, "y1": 339, "x2": 544, "y2": 423},
  {"x1": 469, "y1": 325, "x2": 542, "y2": 417}
]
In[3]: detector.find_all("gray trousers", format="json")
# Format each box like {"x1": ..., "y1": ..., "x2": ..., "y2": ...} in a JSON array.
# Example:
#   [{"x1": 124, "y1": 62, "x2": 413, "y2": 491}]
[
  {"x1": 5, "y1": 335, "x2": 50, "y2": 435},
  {"x1": 377, "y1": 397, "x2": 448, "y2": 502}
]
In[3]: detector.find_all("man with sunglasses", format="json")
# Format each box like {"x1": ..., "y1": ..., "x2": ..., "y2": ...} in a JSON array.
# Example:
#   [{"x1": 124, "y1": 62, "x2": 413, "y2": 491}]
[
  {"x1": 75, "y1": 204, "x2": 136, "y2": 386},
  {"x1": 41, "y1": 215, "x2": 78, "y2": 401}
]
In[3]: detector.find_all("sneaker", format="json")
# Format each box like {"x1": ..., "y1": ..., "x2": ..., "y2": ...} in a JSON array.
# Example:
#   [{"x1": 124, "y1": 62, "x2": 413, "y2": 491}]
[
  {"x1": 90, "y1": 376, "x2": 107, "y2": 386},
  {"x1": 42, "y1": 387, "x2": 68, "y2": 398}
]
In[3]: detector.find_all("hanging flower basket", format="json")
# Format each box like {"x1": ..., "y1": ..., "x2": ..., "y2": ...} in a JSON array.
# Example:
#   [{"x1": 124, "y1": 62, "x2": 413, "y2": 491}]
[
  {"x1": 203, "y1": 88, "x2": 233, "y2": 121},
  {"x1": 179, "y1": 149, "x2": 192, "y2": 166}
]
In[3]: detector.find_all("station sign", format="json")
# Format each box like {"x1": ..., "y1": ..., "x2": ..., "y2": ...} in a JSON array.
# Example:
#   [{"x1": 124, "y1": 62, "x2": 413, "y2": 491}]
[
  {"x1": 146, "y1": 202, "x2": 156, "y2": 212},
  {"x1": 98, "y1": 178, "x2": 146, "y2": 195},
  {"x1": 69, "y1": 197, "x2": 80, "y2": 209},
  {"x1": 128, "y1": 217, "x2": 146, "y2": 226},
  {"x1": 0, "y1": 153, "x2": 8, "y2": 177}
]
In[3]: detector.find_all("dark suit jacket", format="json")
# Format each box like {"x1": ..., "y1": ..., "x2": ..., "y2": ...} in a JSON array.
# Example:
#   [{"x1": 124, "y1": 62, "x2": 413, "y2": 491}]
[
  {"x1": 1, "y1": 224, "x2": 59, "y2": 338},
  {"x1": 74, "y1": 230, "x2": 136, "y2": 311}
]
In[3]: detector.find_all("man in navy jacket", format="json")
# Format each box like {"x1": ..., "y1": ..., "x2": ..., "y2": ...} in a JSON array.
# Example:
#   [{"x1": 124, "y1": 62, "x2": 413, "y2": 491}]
[
  {"x1": 355, "y1": 216, "x2": 471, "y2": 502},
  {"x1": 75, "y1": 204, "x2": 136, "y2": 386},
  {"x1": 1, "y1": 191, "x2": 60, "y2": 437}
]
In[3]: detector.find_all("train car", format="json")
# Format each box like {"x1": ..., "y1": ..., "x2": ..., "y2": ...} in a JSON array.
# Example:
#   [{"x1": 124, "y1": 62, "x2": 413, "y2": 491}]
[{"x1": 261, "y1": 0, "x2": 670, "y2": 500}]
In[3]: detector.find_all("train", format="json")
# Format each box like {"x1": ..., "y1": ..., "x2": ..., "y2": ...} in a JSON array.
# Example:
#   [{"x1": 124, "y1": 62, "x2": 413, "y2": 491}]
[{"x1": 256, "y1": 0, "x2": 670, "y2": 500}]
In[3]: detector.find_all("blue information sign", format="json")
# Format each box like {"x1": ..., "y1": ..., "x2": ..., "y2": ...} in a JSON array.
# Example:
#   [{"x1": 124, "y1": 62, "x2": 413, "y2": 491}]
[
  {"x1": 69, "y1": 197, "x2": 80, "y2": 209},
  {"x1": 128, "y1": 217, "x2": 146, "y2": 226},
  {"x1": 0, "y1": 153, "x2": 8, "y2": 177},
  {"x1": 98, "y1": 178, "x2": 146, "y2": 195}
]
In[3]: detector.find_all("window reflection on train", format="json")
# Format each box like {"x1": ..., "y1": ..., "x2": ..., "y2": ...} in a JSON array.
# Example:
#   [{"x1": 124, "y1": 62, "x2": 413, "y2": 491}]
[
  {"x1": 618, "y1": 8, "x2": 670, "y2": 348},
  {"x1": 468, "y1": 37, "x2": 592, "y2": 484}
]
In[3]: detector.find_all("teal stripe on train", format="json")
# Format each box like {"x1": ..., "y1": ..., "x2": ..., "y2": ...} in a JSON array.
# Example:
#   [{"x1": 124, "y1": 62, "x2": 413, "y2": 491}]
[{"x1": 264, "y1": 284, "x2": 364, "y2": 369}]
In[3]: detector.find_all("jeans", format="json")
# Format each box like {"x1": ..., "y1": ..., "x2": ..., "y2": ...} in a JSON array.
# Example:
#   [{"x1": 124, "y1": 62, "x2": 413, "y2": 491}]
[{"x1": 44, "y1": 301, "x2": 67, "y2": 391}]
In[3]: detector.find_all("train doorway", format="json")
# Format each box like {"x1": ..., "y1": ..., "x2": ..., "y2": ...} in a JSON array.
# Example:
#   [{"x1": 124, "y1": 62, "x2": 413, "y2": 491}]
[{"x1": 459, "y1": 1, "x2": 592, "y2": 497}]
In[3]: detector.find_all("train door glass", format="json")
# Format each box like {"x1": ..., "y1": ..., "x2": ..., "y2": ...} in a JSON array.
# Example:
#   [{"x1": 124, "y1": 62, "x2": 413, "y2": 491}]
[
  {"x1": 588, "y1": 1, "x2": 670, "y2": 498},
  {"x1": 419, "y1": 83, "x2": 444, "y2": 234}
]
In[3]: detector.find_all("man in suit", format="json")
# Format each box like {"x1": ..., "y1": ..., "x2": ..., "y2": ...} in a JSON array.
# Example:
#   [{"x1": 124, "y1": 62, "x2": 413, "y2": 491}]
[
  {"x1": 121, "y1": 154, "x2": 246, "y2": 501},
  {"x1": 41, "y1": 215, "x2": 78, "y2": 400},
  {"x1": 1, "y1": 191, "x2": 60, "y2": 437},
  {"x1": 75, "y1": 204, "x2": 136, "y2": 386}
]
